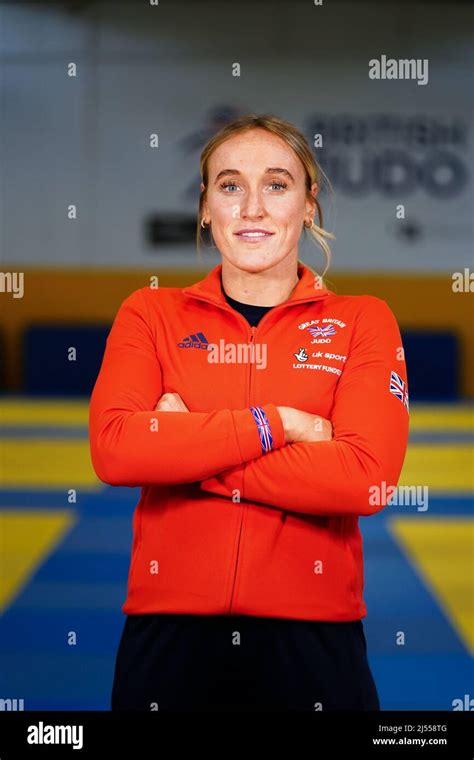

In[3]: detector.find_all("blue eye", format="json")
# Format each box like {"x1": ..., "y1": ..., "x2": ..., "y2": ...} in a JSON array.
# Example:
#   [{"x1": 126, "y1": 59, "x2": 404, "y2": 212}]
[
  {"x1": 220, "y1": 182, "x2": 239, "y2": 192},
  {"x1": 220, "y1": 180, "x2": 288, "y2": 192}
]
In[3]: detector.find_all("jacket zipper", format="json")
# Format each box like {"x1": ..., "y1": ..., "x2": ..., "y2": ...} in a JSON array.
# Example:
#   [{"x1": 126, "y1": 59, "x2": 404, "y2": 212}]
[
  {"x1": 227, "y1": 323, "x2": 256, "y2": 613},
  {"x1": 184, "y1": 290, "x2": 328, "y2": 613}
]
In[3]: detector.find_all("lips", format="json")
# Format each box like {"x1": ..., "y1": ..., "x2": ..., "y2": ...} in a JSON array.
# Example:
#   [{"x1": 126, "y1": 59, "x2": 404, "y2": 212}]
[{"x1": 234, "y1": 229, "x2": 275, "y2": 240}]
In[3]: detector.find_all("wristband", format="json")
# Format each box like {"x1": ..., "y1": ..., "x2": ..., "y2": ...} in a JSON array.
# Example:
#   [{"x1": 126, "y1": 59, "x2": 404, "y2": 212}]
[{"x1": 249, "y1": 406, "x2": 273, "y2": 454}]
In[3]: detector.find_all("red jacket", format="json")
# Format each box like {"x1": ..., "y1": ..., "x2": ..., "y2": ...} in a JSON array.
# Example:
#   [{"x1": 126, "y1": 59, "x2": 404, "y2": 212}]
[{"x1": 89, "y1": 261, "x2": 409, "y2": 621}]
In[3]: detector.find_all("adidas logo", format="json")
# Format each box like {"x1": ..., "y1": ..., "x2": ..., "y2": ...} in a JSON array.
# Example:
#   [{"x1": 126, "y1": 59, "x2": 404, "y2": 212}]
[{"x1": 178, "y1": 332, "x2": 209, "y2": 349}]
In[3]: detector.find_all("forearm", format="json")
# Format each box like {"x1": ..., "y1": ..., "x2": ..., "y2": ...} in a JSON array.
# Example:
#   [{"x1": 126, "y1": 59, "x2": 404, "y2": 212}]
[
  {"x1": 89, "y1": 402, "x2": 285, "y2": 487},
  {"x1": 201, "y1": 429, "x2": 407, "y2": 516}
]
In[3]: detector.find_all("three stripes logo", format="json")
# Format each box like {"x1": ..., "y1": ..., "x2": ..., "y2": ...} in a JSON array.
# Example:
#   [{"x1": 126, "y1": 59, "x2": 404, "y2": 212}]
[{"x1": 178, "y1": 332, "x2": 210, "y2": 350}]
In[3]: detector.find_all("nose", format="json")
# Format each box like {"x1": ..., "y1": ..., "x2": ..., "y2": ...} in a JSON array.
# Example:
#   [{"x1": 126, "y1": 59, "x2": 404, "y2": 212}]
[{"x1": 239, "y1": 185, "x2": 265, "y2": 220}]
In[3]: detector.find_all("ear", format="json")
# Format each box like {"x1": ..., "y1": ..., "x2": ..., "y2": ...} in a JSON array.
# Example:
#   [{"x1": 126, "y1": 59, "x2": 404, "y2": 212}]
[
  {"x1": 305, "y1": 182, "x2": 318, "y2": 217},
  {"x1": 200, "y1": 182, "x2": 210, "y2": 219}
]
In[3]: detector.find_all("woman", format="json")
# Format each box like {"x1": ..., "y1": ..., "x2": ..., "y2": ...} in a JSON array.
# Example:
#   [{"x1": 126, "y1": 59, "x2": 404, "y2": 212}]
[{"x1": 89, "y1": 113, "x2": 409, "y2": 712}]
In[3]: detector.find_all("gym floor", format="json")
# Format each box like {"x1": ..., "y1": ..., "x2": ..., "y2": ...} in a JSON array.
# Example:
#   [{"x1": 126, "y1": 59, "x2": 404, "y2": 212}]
[{"x1": 0, "y1": 398, "x2": 472, "y2": 710}]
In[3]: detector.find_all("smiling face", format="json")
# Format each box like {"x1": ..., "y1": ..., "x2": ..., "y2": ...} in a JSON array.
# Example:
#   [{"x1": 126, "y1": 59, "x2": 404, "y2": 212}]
[{"x1": 201, "y1": 128, "x2": 317, "y2": 274}]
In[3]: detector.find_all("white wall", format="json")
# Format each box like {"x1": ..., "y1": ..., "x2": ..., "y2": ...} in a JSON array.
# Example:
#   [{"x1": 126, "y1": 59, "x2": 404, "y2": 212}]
[{"x1": 0, "y1": 1, "x2": 472, "y2": 272}]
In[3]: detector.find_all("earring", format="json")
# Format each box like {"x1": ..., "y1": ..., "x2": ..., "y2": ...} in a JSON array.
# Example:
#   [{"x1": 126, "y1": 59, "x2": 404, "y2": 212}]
[
  {"x1": 304, "y1": 219, "x2": 313, "y2": 228},
  {"x1": 201, "y1": 219, "x2": 209, "y2": 228}
]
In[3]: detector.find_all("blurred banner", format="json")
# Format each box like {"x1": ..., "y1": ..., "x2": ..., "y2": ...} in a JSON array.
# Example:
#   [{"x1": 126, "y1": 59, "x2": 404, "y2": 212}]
[{"x1": 0, "y1": 0, "x2": 472, "y2": 270}]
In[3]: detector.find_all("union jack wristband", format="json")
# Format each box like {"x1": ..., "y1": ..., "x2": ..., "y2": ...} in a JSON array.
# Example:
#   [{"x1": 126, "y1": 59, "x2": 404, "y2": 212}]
[{"x1": 249, "y1": 406, "x2": 273, "y2": 454}]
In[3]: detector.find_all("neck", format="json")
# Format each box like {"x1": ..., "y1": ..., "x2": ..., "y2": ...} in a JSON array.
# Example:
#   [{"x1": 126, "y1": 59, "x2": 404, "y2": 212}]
[{"x1": 221, "y1": 256, "x2": 300, "y2": 307}]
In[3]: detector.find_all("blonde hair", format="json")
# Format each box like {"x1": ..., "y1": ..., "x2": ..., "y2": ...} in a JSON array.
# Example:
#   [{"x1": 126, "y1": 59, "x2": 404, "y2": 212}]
[{"x1": 197, "y1": 113, "x2": 336, "y2": 283}]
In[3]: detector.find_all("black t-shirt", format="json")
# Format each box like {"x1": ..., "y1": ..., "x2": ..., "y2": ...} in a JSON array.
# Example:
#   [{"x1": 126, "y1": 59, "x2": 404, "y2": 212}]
[{"x1": 223, "y1": 290, "x2": 273, "y2": 327}]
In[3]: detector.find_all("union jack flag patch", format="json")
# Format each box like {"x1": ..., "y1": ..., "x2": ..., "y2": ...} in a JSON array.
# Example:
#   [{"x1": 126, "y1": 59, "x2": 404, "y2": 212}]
[
  {"x1": 307, "y1": 324, "x2": 337, "y2": 338},
  {"x1": 389, "y1": 370, "x2": 409, "y2": 412}
]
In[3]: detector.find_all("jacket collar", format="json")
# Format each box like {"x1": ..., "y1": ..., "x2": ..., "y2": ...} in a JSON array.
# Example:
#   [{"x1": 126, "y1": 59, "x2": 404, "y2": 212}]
[{"x1": 182, "y1": 260, "x2": 332, "y2": 306}]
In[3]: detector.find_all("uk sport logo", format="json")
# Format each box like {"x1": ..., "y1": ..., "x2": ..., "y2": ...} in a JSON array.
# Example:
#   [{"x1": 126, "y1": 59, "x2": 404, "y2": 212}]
[
  {"x1": 389, "y1": 370, "x2": 409, "y2": 412},
  {"x1": 294, "y1": 347, "x2": 308, "y2": 362},
  {"x1": 178, "y1": 332, "x2": 209, "y2": 349}
]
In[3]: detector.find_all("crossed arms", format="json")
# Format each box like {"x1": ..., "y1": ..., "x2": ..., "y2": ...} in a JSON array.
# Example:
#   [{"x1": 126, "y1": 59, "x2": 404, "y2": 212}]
[{"x1": 89, "y1": 289, "x2": 409, "y2": 517}]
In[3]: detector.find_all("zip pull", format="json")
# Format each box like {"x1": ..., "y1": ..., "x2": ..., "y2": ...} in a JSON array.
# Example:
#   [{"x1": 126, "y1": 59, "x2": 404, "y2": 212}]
[{"x1": 249, "y1": 325, "x2": 257, "y2": 343}]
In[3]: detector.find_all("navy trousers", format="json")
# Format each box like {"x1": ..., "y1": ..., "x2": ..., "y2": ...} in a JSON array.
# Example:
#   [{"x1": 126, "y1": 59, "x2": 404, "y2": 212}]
[{"x1": 111, "y1": 613, "x2": 380, "y2": 712}]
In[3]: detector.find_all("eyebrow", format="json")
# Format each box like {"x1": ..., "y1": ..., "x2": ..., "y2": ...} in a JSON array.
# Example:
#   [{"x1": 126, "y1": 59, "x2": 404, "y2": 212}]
[{"x1": 214, "y1": 167, "x2": 295, "y2": 184}]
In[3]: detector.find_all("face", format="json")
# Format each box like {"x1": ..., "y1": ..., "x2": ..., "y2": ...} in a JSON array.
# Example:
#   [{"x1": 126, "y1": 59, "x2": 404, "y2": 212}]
[{"x1": 201, "y1": 129, "x2": 317, "y2": 274}]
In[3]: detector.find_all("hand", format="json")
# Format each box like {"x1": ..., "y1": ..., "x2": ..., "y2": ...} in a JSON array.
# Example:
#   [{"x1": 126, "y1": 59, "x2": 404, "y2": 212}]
[
  {"x1": 276, "y1": 406, "x2": 333, "y2": 444},
  {"x1": 155, "y1": 392, "x2": 189, "y2": 412}
]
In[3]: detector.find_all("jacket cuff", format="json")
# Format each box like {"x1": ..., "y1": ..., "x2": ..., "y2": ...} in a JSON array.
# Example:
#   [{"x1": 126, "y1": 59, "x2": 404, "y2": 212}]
[{"x1": 231, "y1": 403, "x2": 286, "y2": 463}]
